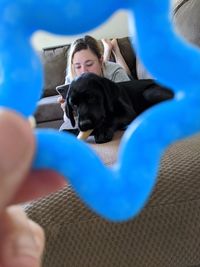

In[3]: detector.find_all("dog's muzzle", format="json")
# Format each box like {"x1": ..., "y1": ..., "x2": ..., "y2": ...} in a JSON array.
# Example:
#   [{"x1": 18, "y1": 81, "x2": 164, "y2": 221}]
[{"x1": 79, "y1": 119, "x2": 93, "y2": 131}]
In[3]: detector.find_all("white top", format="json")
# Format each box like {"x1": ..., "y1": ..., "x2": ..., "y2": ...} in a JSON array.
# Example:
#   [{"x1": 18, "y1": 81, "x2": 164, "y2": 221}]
[{"x1": 103, "y1": 61, "x2": 131, "y2": 82}]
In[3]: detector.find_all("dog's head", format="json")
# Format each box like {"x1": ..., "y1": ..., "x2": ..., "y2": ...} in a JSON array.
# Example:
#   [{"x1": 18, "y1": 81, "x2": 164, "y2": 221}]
[{"x1": 65, "y1": 73, "x2": 118, "y2": 131}]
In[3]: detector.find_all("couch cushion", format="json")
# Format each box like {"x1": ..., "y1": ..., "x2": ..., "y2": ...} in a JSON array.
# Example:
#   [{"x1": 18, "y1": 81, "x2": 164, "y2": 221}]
[
  {"x1": 117, "y1": 37, "x2": 137, "y2": 79},
  {"x1": 34, "y1": 95, "x2": 63, "y2": 123},
  {"x1": 41, "y1": 45, "x2": 70, "y2": 97},
  {"x1": 88, "y1": 131, "x2": 123, "y2": 166},
  {"x1": 173, "y1": 0, "x2": 200, "y2": 47}
]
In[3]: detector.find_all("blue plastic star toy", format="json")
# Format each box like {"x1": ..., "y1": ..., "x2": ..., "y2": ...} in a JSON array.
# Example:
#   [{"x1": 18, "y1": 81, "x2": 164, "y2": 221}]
[{"x1": 1, "y1": 0, "x2": 200, "y2": 221}]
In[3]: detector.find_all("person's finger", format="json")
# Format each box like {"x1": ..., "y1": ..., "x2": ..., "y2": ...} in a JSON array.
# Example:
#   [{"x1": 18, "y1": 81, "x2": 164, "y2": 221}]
[
  {"x1": 0, "y1": 109, "x2": 35, "y2": 210},
  {"x1": 57, "y1": 96, "x2": 65, "y2": 104},
  {"x1": 61, "y1": 102, "x2": 66, "y2": 111},
  {"x1": 0, "y1": 206, "x2": 44, "y2": 267},
  {"x1": 9, "y1": 170, "x2": 66, "y2": 204}
]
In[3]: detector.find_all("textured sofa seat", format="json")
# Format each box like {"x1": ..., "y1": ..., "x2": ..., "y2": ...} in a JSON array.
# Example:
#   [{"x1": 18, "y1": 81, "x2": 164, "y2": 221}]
[
  {"x1": 35, "y1": 95, "x2": 63, "y2": 128},
  {"x1": 25, "y1": 132, "x2": 200, "y2": 267}
]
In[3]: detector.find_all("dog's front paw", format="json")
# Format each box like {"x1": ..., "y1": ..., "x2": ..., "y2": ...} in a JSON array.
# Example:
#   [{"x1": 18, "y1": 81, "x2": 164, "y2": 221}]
[{"x1": 94, "y1": 128, "x2": 114, "y2": 144}]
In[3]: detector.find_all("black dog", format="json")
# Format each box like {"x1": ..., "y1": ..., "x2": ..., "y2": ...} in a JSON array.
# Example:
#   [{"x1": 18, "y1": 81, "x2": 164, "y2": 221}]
[{"x1": 65, "y1": 73, "x2": 173, "y2": 143}]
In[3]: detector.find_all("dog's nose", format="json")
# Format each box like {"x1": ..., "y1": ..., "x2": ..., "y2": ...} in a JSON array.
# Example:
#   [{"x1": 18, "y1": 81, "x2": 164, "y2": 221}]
[{"x1": 79, "y1": 119, "x2": 93, "y2": 131}]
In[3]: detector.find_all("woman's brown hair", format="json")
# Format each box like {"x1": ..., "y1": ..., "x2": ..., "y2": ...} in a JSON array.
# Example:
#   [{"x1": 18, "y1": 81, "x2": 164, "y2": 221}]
[{"x1": 67, "y1": 35, "x2": 103, "y2": 81}]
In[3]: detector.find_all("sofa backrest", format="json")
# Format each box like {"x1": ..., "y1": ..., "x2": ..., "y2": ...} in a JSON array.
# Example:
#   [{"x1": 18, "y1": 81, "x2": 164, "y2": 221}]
[{"x1": 40, "y1": 44, "x2": 70, "y2": 97}]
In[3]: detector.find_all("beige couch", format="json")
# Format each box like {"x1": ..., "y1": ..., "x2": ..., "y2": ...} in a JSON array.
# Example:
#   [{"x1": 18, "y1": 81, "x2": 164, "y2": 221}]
[{"x1": 27, "y1": 1, "x2": 200, "y2": 266}]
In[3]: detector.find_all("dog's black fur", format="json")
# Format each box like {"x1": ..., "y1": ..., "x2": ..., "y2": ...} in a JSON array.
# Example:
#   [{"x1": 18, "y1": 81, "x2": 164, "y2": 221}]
[{"x1": 65, "y1": 73, "x2": 174, "y2": 143}]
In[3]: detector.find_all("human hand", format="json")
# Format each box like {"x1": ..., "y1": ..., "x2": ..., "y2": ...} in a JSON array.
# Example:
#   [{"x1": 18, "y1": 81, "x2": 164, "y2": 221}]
[
  {"x1": 57, "y1": 96, "x2": 66, "y2": 112},
  {"x1": 0, "y1": 109, "x2": 65, "y2": 267},
  {"x1": 57, "y1": 96, "x2": 65, "y2": 104},
  {"x1": 57, "y1": 96, "x2": 67, "y2": 122}
]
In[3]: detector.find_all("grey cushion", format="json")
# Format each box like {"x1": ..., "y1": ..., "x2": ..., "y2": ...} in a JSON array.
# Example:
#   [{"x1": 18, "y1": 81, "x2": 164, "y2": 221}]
[
  {"x1": 41, "y1": 45, "x2": 69, "y2": 97},
  {"x1": 174, "y1": 0, "x2": 200, "y2": 47},
  {"x1": 34, "y1": 95, "x2": 63, "y2": 123}
]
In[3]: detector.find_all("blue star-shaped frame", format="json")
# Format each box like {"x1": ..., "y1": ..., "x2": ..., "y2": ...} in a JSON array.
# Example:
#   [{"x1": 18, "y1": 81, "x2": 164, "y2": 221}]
[{"x1": 0, "y1": 0, "x2": 200, "y2": 221}]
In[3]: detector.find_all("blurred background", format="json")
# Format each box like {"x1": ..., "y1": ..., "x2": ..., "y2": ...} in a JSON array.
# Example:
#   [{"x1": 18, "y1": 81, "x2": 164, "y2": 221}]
[{"x1": 32, "y1": 0, "x2": 179, "y2": 50}]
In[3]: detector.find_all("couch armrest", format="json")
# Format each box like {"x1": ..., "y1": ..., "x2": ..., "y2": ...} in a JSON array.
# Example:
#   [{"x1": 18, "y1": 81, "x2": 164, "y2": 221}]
[{"x1": 34, "y1": 95, "x2": 63, "y2": 124}]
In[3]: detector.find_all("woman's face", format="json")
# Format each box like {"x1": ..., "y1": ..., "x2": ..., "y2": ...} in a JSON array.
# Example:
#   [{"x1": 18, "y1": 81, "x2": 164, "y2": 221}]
[{"x1": 72, "y1": 48, "x2": 103, "y2": 77}]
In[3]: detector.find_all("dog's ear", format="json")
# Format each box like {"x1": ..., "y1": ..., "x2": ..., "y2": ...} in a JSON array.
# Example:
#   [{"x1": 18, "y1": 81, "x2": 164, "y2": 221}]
[
  {"x1": 101, "y1": 78, "x2": 137, "y2": 118},
  {"x1": 143, "y1": 86, "x2": 174, "y2": 104},
  {"x1": 65, "y1": 89, "x2": 76, "y2": 127},
  {"x1": 98, "y1": 77, "x2": 119, "y2": 114}
]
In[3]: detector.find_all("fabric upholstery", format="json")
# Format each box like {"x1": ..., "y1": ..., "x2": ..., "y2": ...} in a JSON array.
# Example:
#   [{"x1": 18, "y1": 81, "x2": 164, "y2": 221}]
[
  {"x1": 173, "y1": 0, "x2": 200, "y2": 47},
  {"x1": 41, "y1": 45, "x2": 69, "y2": 97},
  {"x1": 25, "y1": 132, "x2": 200, "y2": 267},
  {"x1": 34, "y1": 95, "x2": 63, "y2": 122},
  {"x1": 117, "y1": 37, "x2": 137, "y2": 79}
]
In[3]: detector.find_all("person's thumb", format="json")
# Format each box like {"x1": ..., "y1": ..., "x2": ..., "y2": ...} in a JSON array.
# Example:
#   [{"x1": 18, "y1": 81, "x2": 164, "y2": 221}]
[{"x1": 0, "y1": 109, "x2": 35, "y2": 211}]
